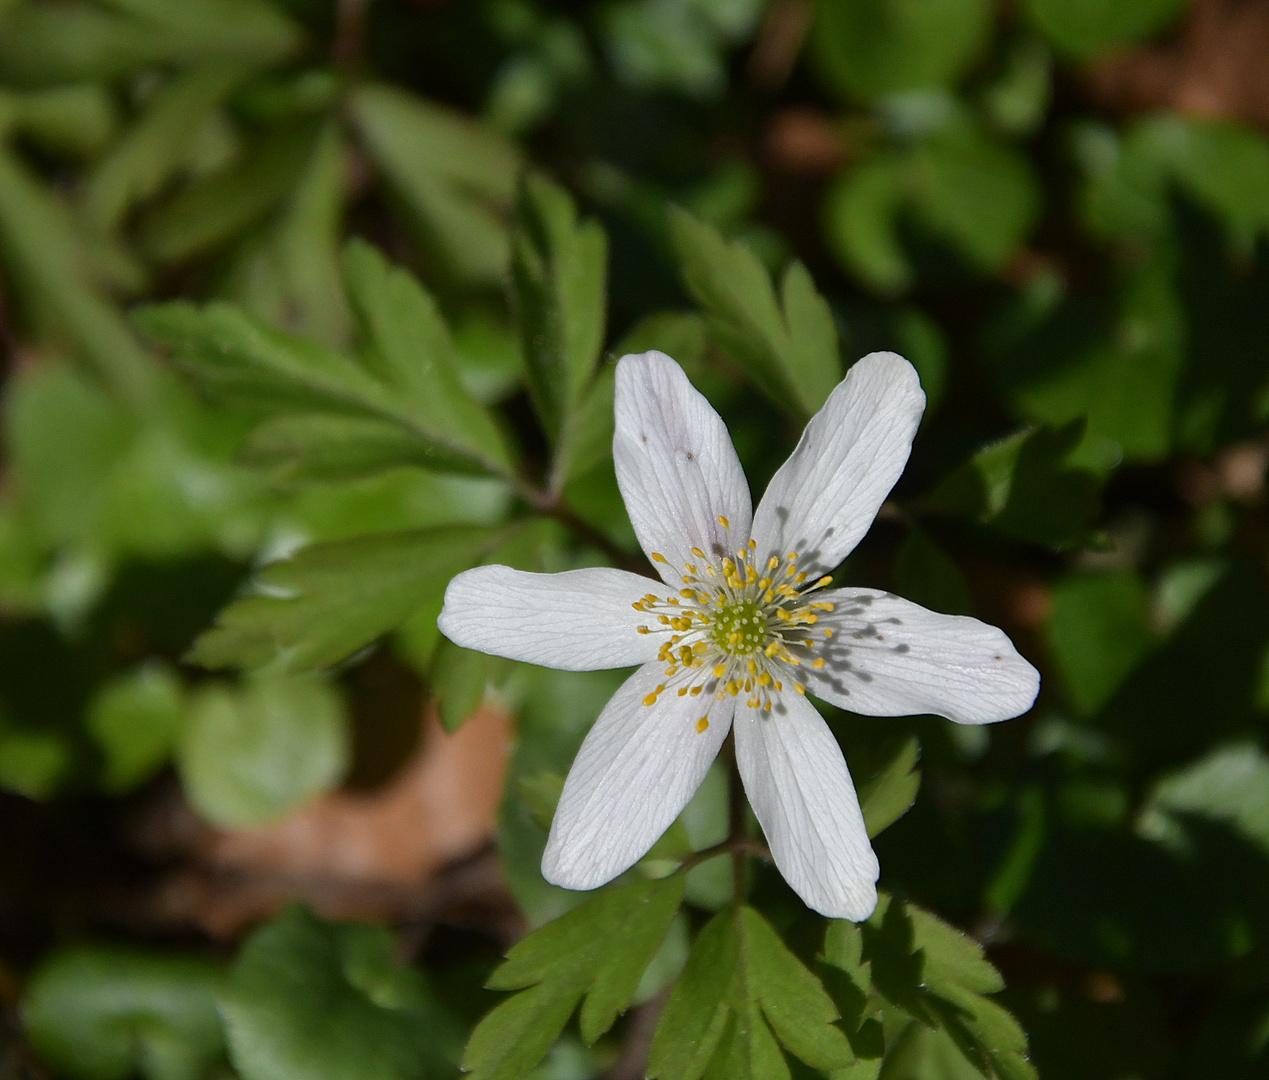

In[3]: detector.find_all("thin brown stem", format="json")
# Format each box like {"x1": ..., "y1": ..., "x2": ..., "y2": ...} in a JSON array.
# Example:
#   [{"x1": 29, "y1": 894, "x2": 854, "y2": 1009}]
[
  {"x1": 333, "y1": 0, "x2": 371, "y2": 73},
  {"x1": 516, "y1": 482, "x2": 649, "y2": 574}
]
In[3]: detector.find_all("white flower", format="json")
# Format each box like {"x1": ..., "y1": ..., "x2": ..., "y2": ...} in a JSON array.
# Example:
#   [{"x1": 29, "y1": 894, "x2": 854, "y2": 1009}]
[{"x1": 439, "y1": 351, "x2": 1039, "y2": 920}]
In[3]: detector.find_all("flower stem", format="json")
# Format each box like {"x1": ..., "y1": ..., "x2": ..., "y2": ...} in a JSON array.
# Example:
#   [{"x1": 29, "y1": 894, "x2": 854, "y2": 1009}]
[{"x1": 517, "y1": 483, "x2": 649, "y2": 574}]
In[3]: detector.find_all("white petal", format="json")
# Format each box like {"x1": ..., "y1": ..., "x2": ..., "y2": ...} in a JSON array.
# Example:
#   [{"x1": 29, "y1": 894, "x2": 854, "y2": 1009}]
[
  {"x1": 806, "y1": 590, "x2": 1040, "y2": 724},
  {"x1": 733, "y1": 693, "x2": 878, "y2": 920},
  {"x1": 613, "y1": 351, "x2": 753, "y2": 585},
  {"x1": 543, "y1": 662, "x2": 734, "y2": 890},
  {"x1": 751, "y1": 352, "x2": 924, "y2": 576},
  {"x1": 438, "y1": 565, "x2": 659, "y2": 671}
]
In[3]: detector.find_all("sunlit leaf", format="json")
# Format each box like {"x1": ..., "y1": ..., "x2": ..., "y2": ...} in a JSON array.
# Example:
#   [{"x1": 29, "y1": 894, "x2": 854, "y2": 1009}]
[
  {"x1": 671, "y1": 208, "x2": 841, "y2": 414},
  {"x1": 464, "y1": 875, "x2": 685, "y2": 1080}
]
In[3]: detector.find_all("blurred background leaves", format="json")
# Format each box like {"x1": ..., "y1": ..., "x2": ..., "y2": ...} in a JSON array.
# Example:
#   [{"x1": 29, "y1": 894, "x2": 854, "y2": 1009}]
[{"x1": 0, "y1": 0, "x2": 1267, "y2": 1079}]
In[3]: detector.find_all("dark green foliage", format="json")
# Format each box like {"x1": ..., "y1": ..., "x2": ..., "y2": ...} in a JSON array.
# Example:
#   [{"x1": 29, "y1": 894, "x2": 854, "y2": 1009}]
[
  {"x1": 464, "y1": 876, "x2": 685, "y2": 1080},
  {"x1": 648, "y1": 905, "x2": 856, "y2": 1080},
  {"x1": 3, "y1": 2, "x2": 1269, "y2": 1079}
]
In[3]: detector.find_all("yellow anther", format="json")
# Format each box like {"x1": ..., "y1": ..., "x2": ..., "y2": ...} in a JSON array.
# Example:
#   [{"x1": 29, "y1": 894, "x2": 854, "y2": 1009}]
[
  {"x1": 658, "y1": 615, "x2": 671, "y2": 625},
  {"x1": 816, "y1": 576, "x2": 833, "y2": 588},
  {"x1": 718, "y1": 515, "x2": 730, "y2": 528},
  {"x1": 696, "y1": 717, "x2": 710, "y2": 733},
  {"x1": 788, "y1": 552, "x2": 798, "y2": 561},
  {"x1": 758, "y1": 673, "x2": 771, "y2": 686},
  {"x1": 794, "y1": 683, "x2": 806, "y2": 695},
  {"x1": 691, "y1": 547, "x2": 706, "y2": 558},
  {"x1": 690, "y1": 686, "x2": 703, "y2": 696},
  {"x1": 824, "y1": 628, "x2": 835, "y2": 638},
  {"x1": 747, "y1": 659, "x2": 758, "y2": 674},
  {"x1": 652, "y1": 553, "x2": 668, "y2": 563},
  {"x1": 758, "y1": 577, "x2": 772, "y2": 589},
  {"x1": 678, "y1": 687, "x2": 689, "y2": 696},
  {"x1": 767, "y1": 556, "x2": 779, "y2": 570},
  {"x1": 727, "y1": 680, "x2": 741, "y2": 696},
  {"x1": 811, "y1": 658, "x2": 826, "y2": 670},
  {"x1": 679, "y1": 589, "x2": 695, "y2": 598},
  {"x1": 637, "y1": 627, "x2": 650, "y2": 635},
  {"x1": 749, "y1": 539, "x2": 757, "y2": 549},
  {"x1": 796, "y1": 572, "x2": 808, "y2": 584},
  {"x1": 643, "y1": 692, "x2": 659, "y2": 706},
  {"x1": 713, "y1": 663, "x2": 726, "y2": 678}
]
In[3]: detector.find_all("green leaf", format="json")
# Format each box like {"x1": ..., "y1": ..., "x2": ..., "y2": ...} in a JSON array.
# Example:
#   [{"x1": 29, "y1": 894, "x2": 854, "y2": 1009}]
[
  {"x1": 648, "y1": 905, "x2": 856, "y2": 1080},
  {"x1": 348, "y1": 83, "x2": 520, "y2": 286},
  {"x1": 223, "y1": 120, "x2": 350, "y2": 350},
  {"x1": 176, "y1": 673, "x2": 347, "y2": 829},
  {"x1": 464, "y1": 875, "x2": 684, "y2": 1080},
  {"x1": 137, "y1": 286, "x2": 512, "y2": 477},
  {"x1": 813, "y1": 0, "x2": 992, "y2": 101},
  {"x1": 1139, "y1": 742, "x2": 1269, "y2": 857},
  {"x1": 0, "y1": 720, "x2": 71, "y2": 800},
  {"x1": 824, "y1": 157, "x2": 912, "y2": 294},
  {"x1": 858, "y1": 735, "x2": 922, "y2": 838},
  {"x1": 342, "y1": 239, "x2": 513, "y2": 474},
  {"x1": 670, "y1": 208, "x2": 842, "y2": 414},
  {"x1": 190, "y1": 526, "x2": 496, "y2": 672},
  {"x1": 0, "y1": 142, "x2": 157, "y2": 408},
  {"x1": 908, "y1": 122, "x2": 1039, "y2": 274},
  {"x1": 0, "y1": 84, "x2": 117, "y2": 157},
  {"x1": 221, "y1": 906, "x2": 449, "y2": 1080},
  {"x1": 22, "y1": 947, "x2": 225, "y2": 1080},
  {"x1": 86, "y1": 661, "x2": 186, "y2": 793},
  {"x1": 921, "y1": 423, "x2": 1101, "y2": 547},
  {"x1": 80, "y1": 63, "x2": 249, "y2": 234},
  {"x1": 430, "y1": 636, "x2": 502, "y2": 734},
  {"x1": 0, "y1": 0, "x2": 300, "y2": 86},
  {"x1": 139, "y1": 122, "x2": 321, "y2": 264},
  {"x1": 512, "y1": 173, "x2": 608, "y2": 477},
  {"x1": 1045, "y1": 572, "x2": 1153, "y2": 715},
  {"x1": 892, "y1": 526, "x2": 972, "y2": 616},
  {"x1": 1024, "y1": 0, "x2": 1185, "y2": 59},
  {"x1": 850, "y1": 895, "x2": 1035, "y2": 1080}
]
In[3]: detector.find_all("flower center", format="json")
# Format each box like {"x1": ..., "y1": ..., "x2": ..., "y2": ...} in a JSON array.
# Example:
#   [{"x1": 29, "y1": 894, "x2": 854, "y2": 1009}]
[
  {"x1": 630, "y1": 516, "x2": 837, "y2": 729},
  {"x1": 710, "y1": 600, "x2": 765, "y2": 656}
]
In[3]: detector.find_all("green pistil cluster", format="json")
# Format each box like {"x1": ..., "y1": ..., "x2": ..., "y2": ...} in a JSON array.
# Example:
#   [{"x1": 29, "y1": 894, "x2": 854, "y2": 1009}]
[{"x1": 710, "y1": 600, "x2": 766, "y2": 656}]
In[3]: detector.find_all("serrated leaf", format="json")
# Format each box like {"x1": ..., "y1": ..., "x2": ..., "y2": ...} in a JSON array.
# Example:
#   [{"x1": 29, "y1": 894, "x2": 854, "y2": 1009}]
[
  {"x1": 176, "y1": 672, "x2": 347, "y2": 828},
  {"x1": 649, "y1": 906, "x2": 856, "y2": 1080},
  {"x1": 856, "y1": 894, "x2": 1035, "y2": 1080},
  {"x1": 348, "y1": 83, "x2": 520, "y2": 286},
  {"x1": 670, "y1": 208, "x2": 841, "y2": 415},
  {"x1": 190, "y1": 526, "x2": 497, "y2": 672},
  {"x1": 22, "y1": 947, "x2": 226, "y2": 1080},
  {"x1": 920, "y1": 422, "x2": 1100, "y2": 547},
  {"x1": 342, "y1": 239, "x2": 513, "y2": 474},
  {"x1": 221, "y1": 907, "x2": 449, "y2": 1080},
  {"x1": 80, "y1": 63, "x2": 249, "y2": 234},
  {"x1": 512, "y1": 172, "x2": 608, "y2": 470},
  {"x1": 137, "y1": 286, "x2": 512, "y2": 477},
  {"x1": 858, "y1": 735, "x2": 922, "y2": 838},
  {"x1": 464, "y1": 876, "x2": 684, "y2": 1080}
]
